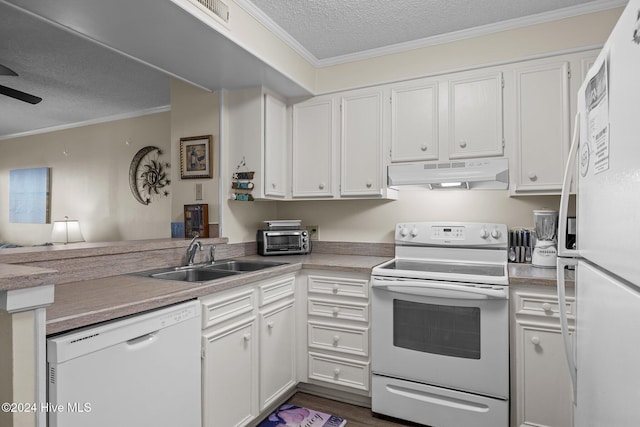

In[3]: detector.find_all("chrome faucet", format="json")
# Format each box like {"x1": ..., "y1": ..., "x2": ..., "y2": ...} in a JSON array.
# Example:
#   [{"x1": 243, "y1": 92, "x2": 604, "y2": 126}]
[
  {"x1": 209, "y1": 244, "x2": 216, "y2": 263},
  {"x1": 185, "y1": 233, "x2": 202, "y2": 266}
]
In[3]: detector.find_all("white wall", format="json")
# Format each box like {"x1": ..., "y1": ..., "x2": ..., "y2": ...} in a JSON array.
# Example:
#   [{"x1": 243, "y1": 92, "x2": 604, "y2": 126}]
[
  {"x1": 277, "y1": 192, "x2": 574, "y2": 243},
  {"x1": 170, "y1": 79, "x2": 221, "y2": 232},
  {"x1": 0, "y1": 112, "x2": 171, "y2": 245}
]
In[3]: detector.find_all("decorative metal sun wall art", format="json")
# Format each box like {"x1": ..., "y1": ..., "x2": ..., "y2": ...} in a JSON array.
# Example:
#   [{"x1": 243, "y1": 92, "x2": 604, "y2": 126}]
[{"x1": 129, "y1": 146, "x2": 171, "y2": 205}]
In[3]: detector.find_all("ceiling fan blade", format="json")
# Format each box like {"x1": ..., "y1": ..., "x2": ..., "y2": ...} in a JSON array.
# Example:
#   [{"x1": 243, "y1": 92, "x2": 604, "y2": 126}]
[
  {"x1": 0, "y1": 64, "x2": 19, "y2": 76},
  {"x1": 0, "y1": 84, "x2": 42, "y2": 104}
]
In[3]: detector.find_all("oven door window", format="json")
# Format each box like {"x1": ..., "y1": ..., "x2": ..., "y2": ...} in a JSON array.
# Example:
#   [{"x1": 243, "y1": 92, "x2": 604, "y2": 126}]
[{"x1": 393, "y1": 299, "x2": 480, "y2": 359}]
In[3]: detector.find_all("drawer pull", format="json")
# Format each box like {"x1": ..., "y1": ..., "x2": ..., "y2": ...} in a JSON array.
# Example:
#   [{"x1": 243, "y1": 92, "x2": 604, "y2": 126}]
[
  {"x1": 531, "y1": 336, "x2": 541, "y2": 346},
  {"x1": 333, "y1": 368, "x2": 341, "y2": 378},
  {"x1": 267, "y1": 320, "x2": 275, "y2": 329},
  {"x1": 332, "y1": 284, "x2": 339, "y2": 294},
  {"x1": 243, "y1": 333, "x2": 251, "y2": 342},
  {"x1": 541, "y1": 303, "x2": 552, "y2": 312},
  {"x1": 420, "y1": 144, "x2": 428, "y2": 151},
  {"x1": 332, "y1": 335, "x2": 340, "y2": 345},
  {"x1": 332, "y1": 307, "x2": 339, "y2": 316}
]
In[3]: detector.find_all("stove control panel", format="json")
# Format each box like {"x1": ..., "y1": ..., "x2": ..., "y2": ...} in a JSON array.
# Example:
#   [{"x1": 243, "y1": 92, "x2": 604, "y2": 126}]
[{"x1": 396, "y1": 222, "x2": 508, "y2": 247}]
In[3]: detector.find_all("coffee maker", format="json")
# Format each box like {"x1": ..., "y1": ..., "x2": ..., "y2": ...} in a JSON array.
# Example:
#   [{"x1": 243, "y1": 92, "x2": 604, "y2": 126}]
[{"x1": 532, "y1": 209, "x2": 559, "y2": 268}]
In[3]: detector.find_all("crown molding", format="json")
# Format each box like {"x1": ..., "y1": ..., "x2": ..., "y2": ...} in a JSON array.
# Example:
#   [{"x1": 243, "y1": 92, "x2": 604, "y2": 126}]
[
  {"x1": 0, "y1": 106, "x2": 171, "y2": 140},
  {"x1": 235, "y1": 0, "x2": 627, "y2": 68}
]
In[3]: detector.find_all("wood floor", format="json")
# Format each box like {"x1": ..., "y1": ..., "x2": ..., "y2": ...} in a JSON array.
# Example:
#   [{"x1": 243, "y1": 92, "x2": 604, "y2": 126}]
[{"x1": 287, "y1": 392, "x2": 421, "y2": 427}]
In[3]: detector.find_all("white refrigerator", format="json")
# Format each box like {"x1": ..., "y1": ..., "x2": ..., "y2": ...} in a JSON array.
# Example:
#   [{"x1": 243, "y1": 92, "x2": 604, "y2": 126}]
[{"x1": 557, "y1": 0, "x2": 640, "y2": 425}]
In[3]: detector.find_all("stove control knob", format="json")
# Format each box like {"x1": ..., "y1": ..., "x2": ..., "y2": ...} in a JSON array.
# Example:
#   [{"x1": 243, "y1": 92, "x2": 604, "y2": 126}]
[
  {"x1": 480, "y1": 228, "x2": 489, "y2": 239},
  {"x1": 410, "y1": 227, "x2": 419, "y2": 237},
  {"x1": 491, "y1": 228, "x2": 502, "y2": 239},
  {"x1": 399, "y1": 227, "x2": 409, "y2": 238}
]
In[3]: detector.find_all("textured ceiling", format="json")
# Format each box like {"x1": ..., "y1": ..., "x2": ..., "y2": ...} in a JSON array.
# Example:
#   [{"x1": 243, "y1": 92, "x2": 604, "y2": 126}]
[
  {"x1": 0, "y1": 2, "x2": 171, "y2": 138},
  {"x1": 245, "y1": 0, "x2": 619, "y2": 61}
]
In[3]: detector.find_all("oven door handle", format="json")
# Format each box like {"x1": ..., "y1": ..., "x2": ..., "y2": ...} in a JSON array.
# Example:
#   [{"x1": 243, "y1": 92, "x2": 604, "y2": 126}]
[{"x1": 372, "y1": 281, "x2": 508, "y2": 300}]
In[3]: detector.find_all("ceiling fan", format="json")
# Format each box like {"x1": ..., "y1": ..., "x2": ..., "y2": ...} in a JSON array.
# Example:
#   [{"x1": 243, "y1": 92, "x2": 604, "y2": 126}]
[{"x1": 0, "y1": 63, "x2": 42, "y2": 104}]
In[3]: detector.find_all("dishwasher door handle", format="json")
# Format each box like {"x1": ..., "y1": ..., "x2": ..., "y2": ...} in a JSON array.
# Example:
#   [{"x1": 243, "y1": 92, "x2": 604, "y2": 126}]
[{"x1": 126, "y1": 332, "x2": 157, "y2": 348}]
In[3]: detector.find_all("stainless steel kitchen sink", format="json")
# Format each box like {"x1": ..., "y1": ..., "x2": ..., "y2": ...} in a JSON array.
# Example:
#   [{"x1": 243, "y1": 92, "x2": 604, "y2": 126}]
[
  {"x1": 149, "y1": 268, "x2": 237, "y2": 282},
  {"x1": 131, "y1": 259, "x2": 287, "y2": 283},
  {"x1": 205, "y1": 259, "x2": 286, "y2": 272}
]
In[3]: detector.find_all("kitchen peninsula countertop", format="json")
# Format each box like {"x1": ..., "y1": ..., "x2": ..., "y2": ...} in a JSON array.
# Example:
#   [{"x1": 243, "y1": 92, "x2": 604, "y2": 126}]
[{"x1": 45, "y1": 253, "x2": 390, "y2": 335}]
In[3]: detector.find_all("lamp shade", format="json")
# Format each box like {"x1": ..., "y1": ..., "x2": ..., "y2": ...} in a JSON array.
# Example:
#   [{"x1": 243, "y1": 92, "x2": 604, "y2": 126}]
[{"x1": 51, "y1": 217, "x2": 84, "y2": 244}]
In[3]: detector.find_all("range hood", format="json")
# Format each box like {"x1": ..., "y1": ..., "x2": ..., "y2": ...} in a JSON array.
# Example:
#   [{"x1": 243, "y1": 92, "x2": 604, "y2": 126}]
[{"x1": 388, "y1": 158, "x2": 509, "y2": 190}]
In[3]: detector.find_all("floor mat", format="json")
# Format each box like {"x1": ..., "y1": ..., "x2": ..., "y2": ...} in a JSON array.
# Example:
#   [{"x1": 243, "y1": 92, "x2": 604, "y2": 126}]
[{"x1": 257, "y1": 403, "x2": 347, "y2": 427}]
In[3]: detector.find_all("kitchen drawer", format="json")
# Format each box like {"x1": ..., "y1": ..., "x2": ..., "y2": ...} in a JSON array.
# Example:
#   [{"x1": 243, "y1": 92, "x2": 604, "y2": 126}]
[
  {"x1": 308, "y1": 298, "x2": 369, "y2": 322},
  {"x1": 259, "y1": 275, "x2": 295, "y2": 307},
  {"x1": 514, "y1": 291, "x2": 575, "y2": 321},
  {"x1": 308, "y1": 321, "x2": 369, "y2": 357},
  {"x1": 308, "y1": 275, "x2": 370, "y2": 299},
  {"x1": 200, "y1": 288, "x2": 255, "y2": 329},
  {"x1": 308, "y1": 352, "x2": 370, "y2": 391}
]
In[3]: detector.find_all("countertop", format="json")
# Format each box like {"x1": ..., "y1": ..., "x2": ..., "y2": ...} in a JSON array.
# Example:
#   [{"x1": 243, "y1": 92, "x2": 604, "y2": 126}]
[
  {"x1": 45, "y1": 253, "x2": 390, "y2": 335},
  {"x1": 34, "y1": 253, "x2": 567, "y2": 335}
]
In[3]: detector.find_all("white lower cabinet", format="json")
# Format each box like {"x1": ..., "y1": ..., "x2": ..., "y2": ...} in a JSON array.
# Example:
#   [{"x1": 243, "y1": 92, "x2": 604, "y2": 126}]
[
  {"x1": 299, "y1": 271, "x2": 371, "y2": 396},
  {"x1": 259, "y1": 298, "x2": 296, "y2": 410},
  {"x1": 512, "y1": 285, "x2": 575, "y2": 427},
  {"x1": 200, "y1": 275, "x2": 296, "y2": 427}
]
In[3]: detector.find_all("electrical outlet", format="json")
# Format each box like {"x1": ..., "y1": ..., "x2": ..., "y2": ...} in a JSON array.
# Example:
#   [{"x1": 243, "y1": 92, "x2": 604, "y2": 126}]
[{"x1": 305, "y1": 225, "x2": 319, "y2": 240}]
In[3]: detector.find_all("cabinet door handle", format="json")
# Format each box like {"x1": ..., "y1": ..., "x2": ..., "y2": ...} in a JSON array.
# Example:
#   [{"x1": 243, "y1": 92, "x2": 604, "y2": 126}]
[
  {"x1": 267, "y1": 320, "x2": 275, "y2": 329},
  {"x1": 271, "y1": 182, "x2": 277, "y2": 189},
  {"x1": 528, "y1": 172, "x2": 538, "y2": 181},
  {"x1": 319, "y1": 182, "x2": 325, "y2": 190},
  {"x1": 531, "y1": 336, "x2": 541, "y2": 346},
  {"x1": 333, "y1": 335, "x2": 340, "y2": 345},
  {"x1": 366, "y1": 181, "x2": 372, "y2": 188},
  {"x1": 332, "y1": 307, "x2": 340, "y2": 316},
  {"x1": 541, "y1": 302, "x2": 552, "y2": 312},
  {"x1": 332, "y1": 284, "x2": 339, "y2": 294},
  {"x1": 333, "y1": 368, "x2": 341, "y2": 377},
  {"x1": 459, "y1": 140, "x2": 467, "y2": 148},
  {"x1": 420, "y1": 144, "x2": 428, "y2": 152},
  {"x1": 243, "y1": 333, "x2": 251, "y2": 342}
]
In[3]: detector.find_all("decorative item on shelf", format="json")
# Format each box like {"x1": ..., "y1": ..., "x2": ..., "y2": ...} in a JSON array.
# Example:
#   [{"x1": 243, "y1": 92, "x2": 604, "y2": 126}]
[
  {"x1": 231, "y1": 157, "x2": 255, "y2": 201},
  {"x1": 180, "y1": 135, "x2": 213, "y2": 179},
  {"x1": 184, "y1": 204, "x2": 209, "y2": 238},
  {"x1": 51, "y1": 216, "x2": 85, "y2": 244},
  {"x1": 129, "y1": 146, "x2": 170, "y2": 205}
]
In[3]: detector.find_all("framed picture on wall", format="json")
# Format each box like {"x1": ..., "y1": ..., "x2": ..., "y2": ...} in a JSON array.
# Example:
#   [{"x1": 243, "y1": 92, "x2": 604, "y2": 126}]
[
  {"x1": 184, "y1": 204, "x2": 209, "y2": 238},
  {"x1": 180, "y1": 135, "x2": 213, "y2": 179}
]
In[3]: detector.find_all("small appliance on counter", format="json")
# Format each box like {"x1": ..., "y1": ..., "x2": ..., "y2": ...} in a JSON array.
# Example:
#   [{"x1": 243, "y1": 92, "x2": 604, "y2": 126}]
[
  {"x1": 257, "y1": 220, "x2": 311, "y2": 256},
  {"x1": 532, "y1": 209, "x2": 558, "y2": 268}
]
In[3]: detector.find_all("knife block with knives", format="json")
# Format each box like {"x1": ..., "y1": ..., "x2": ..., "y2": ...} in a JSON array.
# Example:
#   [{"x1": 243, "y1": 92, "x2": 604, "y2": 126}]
[{"x1": 509, "y1": 228, "x2": 533, "y2": 263}]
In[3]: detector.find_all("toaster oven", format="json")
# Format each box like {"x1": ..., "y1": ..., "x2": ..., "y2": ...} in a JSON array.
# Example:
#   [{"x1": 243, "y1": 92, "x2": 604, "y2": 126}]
[{"x1": 257, "y1": 229, "x2": 311, "y2": 255}]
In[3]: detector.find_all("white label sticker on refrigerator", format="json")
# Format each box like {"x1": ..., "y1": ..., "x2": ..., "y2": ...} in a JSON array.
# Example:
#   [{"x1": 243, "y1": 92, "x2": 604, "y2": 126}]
[{"x1": 585, "y1": 58, "x2": 610, "y2": 175}]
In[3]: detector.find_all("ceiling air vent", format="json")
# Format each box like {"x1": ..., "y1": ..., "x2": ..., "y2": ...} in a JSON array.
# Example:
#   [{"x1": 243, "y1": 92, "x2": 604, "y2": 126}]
[
  {"x1": 196, "y1": 0, "x2": 230, "y2": 23},
  {"x1": 172, "y1": 0, "x2": 230, "y2": 27}
]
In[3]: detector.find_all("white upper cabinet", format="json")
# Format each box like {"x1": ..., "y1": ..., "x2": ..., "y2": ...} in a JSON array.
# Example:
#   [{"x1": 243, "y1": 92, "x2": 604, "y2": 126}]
[
  {"x1": 291, "y1": 89, "x2": 396, "y2": 200},
  {"x1": 340, "y1": 89, "x2": 384, "y2": 196},
  {"x1": 292, "y1": 96, "x2": 337, "y2": 198},
  {"x1": 511, "y1": 61, "x2": 570, "y2": 193},
  {"x1": 264, "y1": 94, "x2": 288, "y2": 198},
  {"x1": 448, "y1": 71, "x2": 504, "y2": 159},
  {"x1": 227, "y1": 87, "x2": 289, "y2": 200},
  {"x1": 507, "y1": 49, "x2": 600, "y2": 195},
  {"x1": 390, "y1": 81, "x2": 439, "y2": 162}
]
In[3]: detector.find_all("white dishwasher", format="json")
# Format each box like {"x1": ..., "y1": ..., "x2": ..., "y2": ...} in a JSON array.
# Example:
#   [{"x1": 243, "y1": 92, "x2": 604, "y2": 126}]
[{"x1": 47, "y1": 300, "x2": 201, "y2": 427}]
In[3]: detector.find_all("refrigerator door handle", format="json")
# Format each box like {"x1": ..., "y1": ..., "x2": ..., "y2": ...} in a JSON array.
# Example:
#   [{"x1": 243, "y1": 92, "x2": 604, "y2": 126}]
[
  {"x1": 557, "y1": 257, "x2": 578, "y2": 404},
  {"x1": 558, "y1": 112, "x2": 580, "y2": 258}
]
